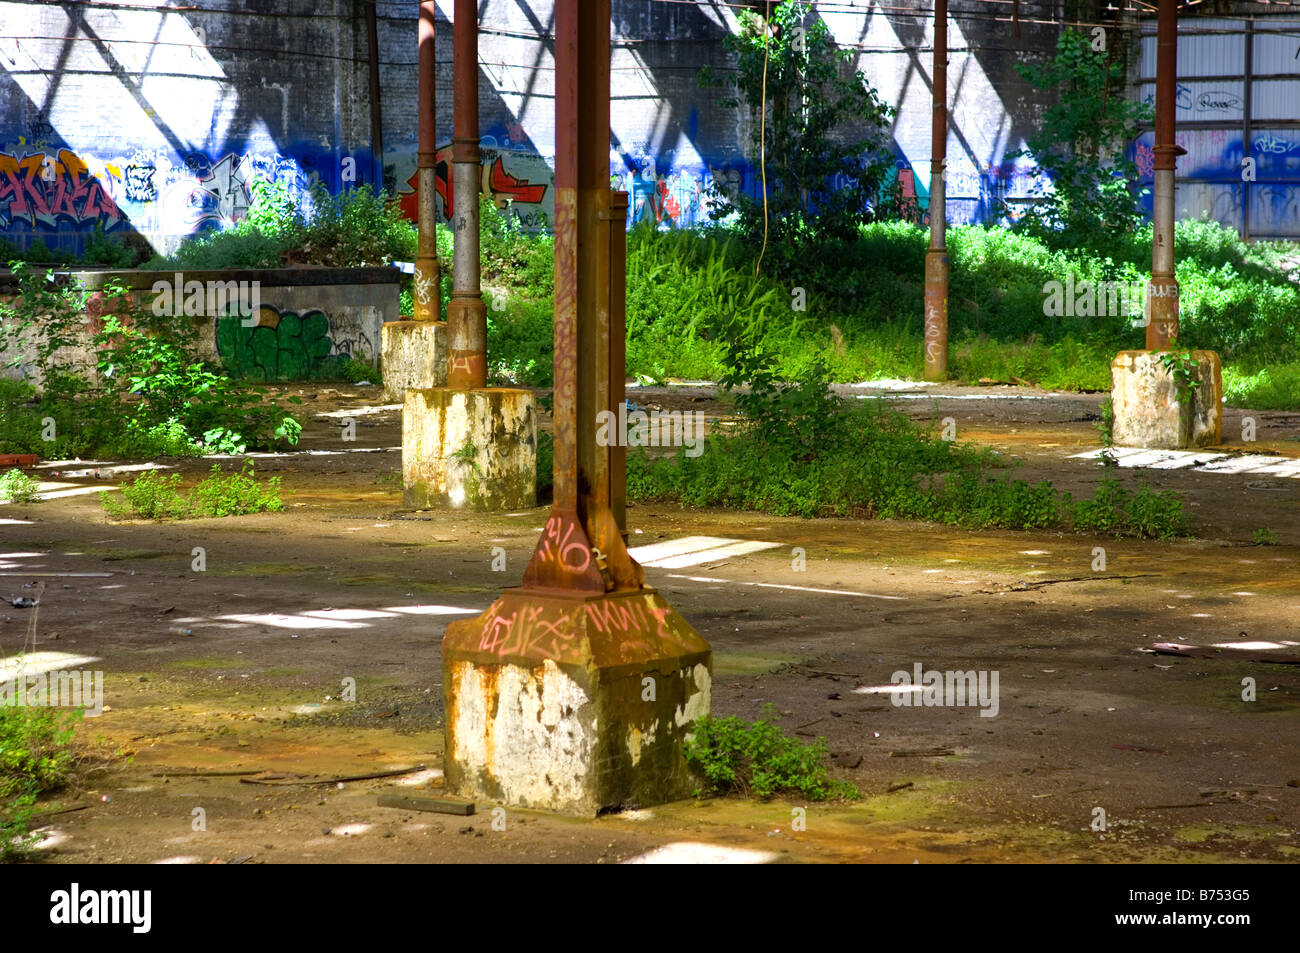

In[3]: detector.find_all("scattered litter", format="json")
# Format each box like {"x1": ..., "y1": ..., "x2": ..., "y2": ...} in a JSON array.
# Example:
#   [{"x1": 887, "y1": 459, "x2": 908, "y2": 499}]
[
  {"x1": 10, "y1": 596, "x2": 37, "y2": 608},
  {"x1": 1113, "y1": 744, "x2": 1166, "y2": 755}
]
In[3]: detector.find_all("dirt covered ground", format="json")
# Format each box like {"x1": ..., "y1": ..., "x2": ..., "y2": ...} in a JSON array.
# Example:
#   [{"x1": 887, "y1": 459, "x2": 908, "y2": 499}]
[{"x1": 2, "y1": 380, "x2": 1298, "y2": 864}]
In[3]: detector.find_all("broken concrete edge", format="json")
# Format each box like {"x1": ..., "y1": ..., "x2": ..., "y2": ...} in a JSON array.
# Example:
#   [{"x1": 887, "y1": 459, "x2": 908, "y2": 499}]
[
  {"x1": 402, "y1": 386, "x2": 536, "y2": 511},
  {"x1": 1111, "y1": 349, "x2": 1223, "y2": 450},
  {"x1": 441, "y1": 586, "x2": 712, "y2": 816}
]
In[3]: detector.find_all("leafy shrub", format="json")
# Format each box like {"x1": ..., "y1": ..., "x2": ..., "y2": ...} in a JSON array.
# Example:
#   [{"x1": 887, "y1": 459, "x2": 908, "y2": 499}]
[
  {"x1": 0, "y1": 263, "x2": 302, "y2": 458},
  {"x1": 1008, "y1": 29, "x2": 1152, "y2": 249},
  {"x1": 1223, "y1": 363, "x2": 1300, "y2": 410},
  {"x1": 188, "y1": 462, "x2": 285, "y2": 517},
  {"x1": 145, "y1": 179, "x2": 415, "y2": 271},
  {"x1": 684, "y1": 704, "x2": 857, "y2": 801},
  {"x1": 1, "y1": 705, "x2": 81, "y2": 860},
  {"x1": 0, "y1": 469, "x2": 40, "y2": 504},
  {"x1": 629, "y1": 370, "x2": 1189, "y2": 539},
  {"x1": 700, "y1": 0, "x2": 895, "y2": 254},
  {"x1": 101, "y1": 463, "x2": 284, "y2": 520},
  {"x1": 100, "y1": 470, "x2": 190, "y2": 520}
]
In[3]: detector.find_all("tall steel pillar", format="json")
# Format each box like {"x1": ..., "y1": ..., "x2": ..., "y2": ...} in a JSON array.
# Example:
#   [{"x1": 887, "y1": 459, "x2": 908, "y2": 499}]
[
  {"x1": 1147, "y1": 0, "x2": 1183, "y2": 349},
  {"x1": 447, "y1": 0, "x2": 486, "y2": 388},
  {"x1": 440, "y1": 0, "x2": 710, "y2": 816},
  {"x1": 1110, "y1": 0, "x2": 1221, "y2": 450},
  {"x1": 413, "y1": 0, "x2": 441, "y2": 323},
  {"x1": 923, "y1": 0, "x2": 949, "y2": 381}
]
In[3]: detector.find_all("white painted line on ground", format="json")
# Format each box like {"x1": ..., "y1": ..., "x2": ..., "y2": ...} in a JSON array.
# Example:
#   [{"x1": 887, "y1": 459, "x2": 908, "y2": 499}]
[{"x1": 665, "y1": 573, "x2": 904, "y2": 600}]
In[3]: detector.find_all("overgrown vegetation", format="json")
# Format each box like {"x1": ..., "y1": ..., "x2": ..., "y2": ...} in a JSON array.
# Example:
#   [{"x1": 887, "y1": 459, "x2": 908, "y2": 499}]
[
  {"x1": 0, "y1": 264, "x2": 302, "y2": 459},
  {"x1": 1008, "y1": 29, "x2": 1152, "y2": 249},
  {"x1": 142, "y1": 180, "x2": 416, "y2": 271},
  {"x1": 627, "y1": 352, "x2": 1188, "y2": 538},
  {"x1": 0, "y1": 468, "x2": 40, "y2": 504},
  {"x1": 1, "y1": 704, "x2": 82, "y2": 861},
  {"x1": 101, "y1": 463, "x2": 285, "y2": 520},
  {"x1": 481, "y1": 206, "x2": 1299, "y2": 403},
  {"x1": 699, "y1": 0, "x2": 895, "y2": 258},
  {"x1": 684, "y1": 704, "x2": 858, "y2": 801}
]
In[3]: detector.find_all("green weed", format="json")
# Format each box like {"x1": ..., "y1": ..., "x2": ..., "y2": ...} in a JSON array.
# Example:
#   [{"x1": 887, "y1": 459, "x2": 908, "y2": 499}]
[
  {"x1": 1, "y1": 704, "x2": 82, "y2": 861},
  {"x1": 101, "y1": 463, "x2": 284, "y2": 520},
  {"x1": 0, "y1": 469, "x2": 40, "y2": 504},
  {"x1": 684, "y1": 704, "x2": 858, "y2": 801}
]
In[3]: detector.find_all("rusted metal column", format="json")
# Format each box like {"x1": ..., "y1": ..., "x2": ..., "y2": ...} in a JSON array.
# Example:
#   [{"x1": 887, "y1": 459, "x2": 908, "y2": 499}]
[
  {"x1": 447, "y1": 0, "x2": 486, "y2": 387},
  {"x1": 923, "y1": 0, "x2": 948, "y2": 381},
  {"x1": 520, "y1": 0, "x2": 642, "y2": 593},
  {"x1": 440, "y1": 0, "x2": 708, "y2": 814},
  {"x1": 1147, "y1": 0, "x2": 1182, "y2": 349},
  {"x1": 413, "y1": 1, "x2": 440, "y2": 322}
]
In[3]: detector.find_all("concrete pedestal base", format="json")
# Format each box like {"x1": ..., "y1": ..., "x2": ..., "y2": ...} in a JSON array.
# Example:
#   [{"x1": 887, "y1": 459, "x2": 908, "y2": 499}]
[
  {"x1": 442, "y1": 587, "x2": 712, "y2": 815},
  {"x1": 381, "y1": 320, "x2": 446, "y2": 402},
  {"x1": 1111, "y1": 349, "x2": 1222, "y2": 449},
  {"x1": 402, "y1": 387, "x2": 536, "y2": 510}
]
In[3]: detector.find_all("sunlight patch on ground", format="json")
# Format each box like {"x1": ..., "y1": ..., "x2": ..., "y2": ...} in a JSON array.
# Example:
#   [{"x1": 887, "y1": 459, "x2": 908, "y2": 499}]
[
  {"x1": 623, "y1": 841, "x2": 778, "y2": 864},
  {"x1": 1073, "y1": 447, "x2": 1300, "y2": 476},
  {"x1": 629, "y1": 535, "x2": 781, "y2": 568},
  {"x1": 0, "y1": 651, "x2": 101, "y2": 679}
]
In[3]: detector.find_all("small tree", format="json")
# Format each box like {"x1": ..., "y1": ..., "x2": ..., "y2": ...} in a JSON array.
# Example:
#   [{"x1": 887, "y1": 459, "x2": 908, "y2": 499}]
[
  {"x1": 1008, "y1": 29, "x2": 1152, "y2": 248},
  {"x1": 701, "y1": 1, "x2": 895, "y2": 260}
]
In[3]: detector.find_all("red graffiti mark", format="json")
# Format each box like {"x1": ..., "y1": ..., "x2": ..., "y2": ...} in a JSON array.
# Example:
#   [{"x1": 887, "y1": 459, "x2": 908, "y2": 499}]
[
  {"x1": 398, "y1": 147, "x2": 548, "y2": 224},
  {"x1": 534, "y1": 514, "x2": 592, "y2": 575},
  {"x1": 488, "y1": 155, "x2": 546, "y2": 206},
  {"x1": 479, "y1": 604, "x2": 576, "y2": 658},
  {"x1": 657, "y1": 179, "x2": 680, "y2": 221},
  {"x1": 0, "y1": 149, "x2": 122, "y2": 227}
]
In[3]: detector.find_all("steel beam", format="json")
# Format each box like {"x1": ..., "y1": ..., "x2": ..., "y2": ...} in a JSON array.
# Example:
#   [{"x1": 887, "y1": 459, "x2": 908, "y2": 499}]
[
  {"x1": 447, "y1": 0, "x2": 486, "y2": 387},
  {"x1": 520, "y1": 0, "x2": 642, "y2": 593},
  {"x1": 923, "y1": 0, "x2": 949, "y2": 381},
  {"x1": 413, "y1": 1, "x2": 441, "y2": 323},
  {"x1": 1148, "y1": 0, "x2": 1183, "y2": 349}
]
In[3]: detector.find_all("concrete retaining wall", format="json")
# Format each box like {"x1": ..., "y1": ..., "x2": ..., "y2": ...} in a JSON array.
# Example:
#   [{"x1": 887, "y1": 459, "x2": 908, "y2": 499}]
[{"x1": 0, "y1": 266, "x2": 395, "y2": 384}]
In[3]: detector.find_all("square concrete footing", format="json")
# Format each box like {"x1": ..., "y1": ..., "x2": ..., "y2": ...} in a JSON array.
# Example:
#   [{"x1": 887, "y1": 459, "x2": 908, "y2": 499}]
[
  {"x1": 381, "y1": 320, "x2": 446, "y2": 402},
  {"x1": 402, "y1": 387, "x2": 536, "y2": 510},
  {"x1": 1111, "y1": 349, "x2": 1222, "y2": 449},
  {"x1": 441, "y1": 587, "x2": 712, "y2": 815}
]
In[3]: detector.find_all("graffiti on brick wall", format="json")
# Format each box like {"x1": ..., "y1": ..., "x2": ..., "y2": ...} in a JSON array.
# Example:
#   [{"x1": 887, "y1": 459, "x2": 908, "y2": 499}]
[
  {"x1": 215, "y1": 305, "x2": 357, "y2": 381},
  {"x1": 0, "y1": 141, "x2": 319, "y2": 246},
  {"x1": 398, "y1": 142, "x2": 553, "y2": 228},
  {"x1": 0, "y1": 149, "x2": 123, "y2": 230}
]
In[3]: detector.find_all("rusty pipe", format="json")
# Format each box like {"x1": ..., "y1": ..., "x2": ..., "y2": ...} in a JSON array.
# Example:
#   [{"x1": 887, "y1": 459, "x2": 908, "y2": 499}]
[
  {"x1": 413, "y1": 0, "x2": 440, "y2": 322},
  {"x1": 521, "y1": 0, "x2": 642, "y2": 594},
  {"x1": 923, "y1": 0, "x2": 948, "y2": 381},
  {"x1": 1147, "y1": 0, "x2": 1181, "y2": 350},
  {"x1": 447, "y1": 0, "x2": 486, "y2": 388}
]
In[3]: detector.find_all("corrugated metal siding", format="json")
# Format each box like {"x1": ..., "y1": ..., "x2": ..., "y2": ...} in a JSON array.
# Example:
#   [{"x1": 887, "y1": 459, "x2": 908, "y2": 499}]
[{"x1": 1133, "y1": 14, "x2": 1300, "y2": 239}]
